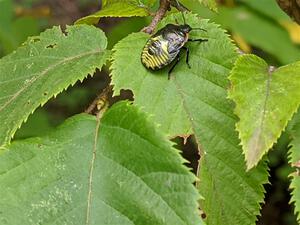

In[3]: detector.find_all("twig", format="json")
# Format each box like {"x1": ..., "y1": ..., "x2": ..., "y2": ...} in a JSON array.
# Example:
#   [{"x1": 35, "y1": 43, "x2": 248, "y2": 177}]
[
  {"x1": 276, "y1": 0, "x2": 300, "y2": 25},
  {"x1": 85, "y1": 85, "x2": 112, "y2": 115},
  {"x1": 142, "y1": 0, "x2": 171, "y2": 34}
]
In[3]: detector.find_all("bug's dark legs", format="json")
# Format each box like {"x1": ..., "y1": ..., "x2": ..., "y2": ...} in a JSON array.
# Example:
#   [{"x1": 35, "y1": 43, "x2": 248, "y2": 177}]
[
  {"x1": 182, "y1": 46, "x2": 191, "y2": 69},
  {"x1": 168, "y1": 55, "x2": 181, "y2": 80},
  {"x1": 188, "y1": 38, "x2": 208, "y2": 43}
]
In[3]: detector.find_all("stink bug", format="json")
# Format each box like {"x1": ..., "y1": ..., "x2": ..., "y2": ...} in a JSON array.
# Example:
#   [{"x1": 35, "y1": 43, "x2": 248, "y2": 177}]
[{"x1": 141, "y1": 3, "x2": 208, "y2": 79}]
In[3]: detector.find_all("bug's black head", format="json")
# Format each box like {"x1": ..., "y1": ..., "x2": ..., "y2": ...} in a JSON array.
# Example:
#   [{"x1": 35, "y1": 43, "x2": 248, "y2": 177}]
[{"x1": 178, "y1": 24, "x2": 192, "y2": 34}]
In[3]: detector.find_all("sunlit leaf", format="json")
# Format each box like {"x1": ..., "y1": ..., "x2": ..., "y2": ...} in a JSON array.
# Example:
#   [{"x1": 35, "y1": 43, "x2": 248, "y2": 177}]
[
  {"x1": 76, "y1": 1, "x2": 150, "y2": 25},
  {"x1": 229, "y1": 54, "x2": 300, "y2": 169},
  {"x1": 0, "y1": 101, "x2": 203, "y2": 225},
  {"x1": 0, "y1": 25, "x2": 110, "y2": 147}
]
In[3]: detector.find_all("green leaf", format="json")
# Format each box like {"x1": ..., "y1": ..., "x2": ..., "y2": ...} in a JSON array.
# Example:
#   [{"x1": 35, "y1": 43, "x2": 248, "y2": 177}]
[
  {"x1": 14, "y1": 108, "x2": 55, "y2": 139},
  {"x1": 111, "y1": 13, "x2": 235, "y2": 137},
  {"x1": 0, "y1": 25, "x2": 110, "y2": 147},
  {"x1": 106, "y1": 17, "x2": 148, "y2": 49},
  {"x1": 0, "y1": 0, "x2": 13, "y2": 24},
  {"x1": 239, "y1": 0, "x2": 289, "y2": 21},
  {"x1": 0, "y1": 101, "x2": 204, "y2": 225},
  {"x1": 76, "y1": 1, "x2": 150, "y2": 25},
  {"x1": 229, "y1": 54, "x2": 300, "y2": 169},
  {"x1": 198, "y1": 0, "x2": 217, "y2": 12},
  {"x1": 211, "y1": 6, "x2": 300, "y2": 65},
  {"x1": 289, "y1": 115, "x2": 300, "y2": 222},
  {"x1": 112, "y1": 12, "x2": 269, "y2": 225},
  {"x1": 0, "y1": 0, "x2": 40, "y2": 55}
]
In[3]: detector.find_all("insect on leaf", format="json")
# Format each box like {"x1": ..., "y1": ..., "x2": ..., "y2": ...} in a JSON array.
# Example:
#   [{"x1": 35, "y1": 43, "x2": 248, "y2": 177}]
[
  {"x1": 229, "y1": 54, "x2": 300, "y2": 170},
  {"x1": 0, "y1": 25, "x2": 110, "y2": 147},
  {"x1": 111, "y1": 12, "x2": 269, "y2": 225},
  {"x1": 0, "y1": 101, "x2": 204, "y2": 225}
]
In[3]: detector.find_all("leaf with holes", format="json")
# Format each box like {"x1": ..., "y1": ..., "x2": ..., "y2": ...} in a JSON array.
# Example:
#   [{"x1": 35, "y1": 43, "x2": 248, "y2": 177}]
[
  {"x1": 0, "y1": 101, "x2": 204, "y2": 225},
  {"x1": 76, "y1": 0, "x2": 150, "y2": 25},
  {"x1": 229, "y1": 54, "x2": 300, "y2": 169},
  {"x1": 0, "y1": 25, "x2": 110, "y2": 147},
  {"x1": 112, "y1": 13, "x2": 269, "y2": 225},
  {"x1": 287, "y1": 113, "x2": 300, "y2": 222},
  {"x1": 111, "y1": 13, "x2": 236, "y2": 137}
]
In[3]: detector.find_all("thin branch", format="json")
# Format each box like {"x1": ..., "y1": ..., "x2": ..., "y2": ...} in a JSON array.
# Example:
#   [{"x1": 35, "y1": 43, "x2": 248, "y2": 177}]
[
  {"x1": 276, "y1": 0, "x2": 300, "y2": 25},
  {"x1": 85, "y1": 85, "x2": 112, "y2": 115},
  {"x1": 142, "y1": 0, "x2": 171, "y2": 34}
]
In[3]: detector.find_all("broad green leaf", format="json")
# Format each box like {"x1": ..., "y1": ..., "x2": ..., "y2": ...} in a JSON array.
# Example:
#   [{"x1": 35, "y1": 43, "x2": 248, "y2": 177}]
[
  {"x1": 112, "y1": 13, "x2": 269, "y2": 225},
  {"x1": 288, "y1": 114, "x2": 300, "y2": 222},
  {"x1": 76, "y1": 1, "x2": 150, "y2": 25},
  {"x1": 0, "y1": 25, "x2": 110, "y2": 147},
  {"x1": 0, "y1": 101, "x2": 203, "y2": 225},
  {"x1": 229, "y1": 54, "x2": 300, "y2": 169},
  {"x1": 111, "y1": 13, "x2": 235, "y2": 137}
]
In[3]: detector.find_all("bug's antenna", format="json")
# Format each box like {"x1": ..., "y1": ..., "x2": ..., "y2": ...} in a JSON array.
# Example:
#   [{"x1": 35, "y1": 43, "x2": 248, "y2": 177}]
[
  {"x1": 181, "y1": 10, "x2": 186, "y2": 25},
  {"x1": 174, "y1": 0, "x2": 186, "y2": 24}
]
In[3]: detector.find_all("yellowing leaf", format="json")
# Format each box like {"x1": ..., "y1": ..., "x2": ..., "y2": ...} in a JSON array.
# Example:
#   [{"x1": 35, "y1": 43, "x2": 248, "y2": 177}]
[
  {"x1": 231, "y1": 32, "x2": 252, "y2": 53},
  {"x1": 229, "y1": 54, "x2": 300, "y2": 169},
  {"x1": 280, "y1": 20, "x2": 300, "y2": 44}
]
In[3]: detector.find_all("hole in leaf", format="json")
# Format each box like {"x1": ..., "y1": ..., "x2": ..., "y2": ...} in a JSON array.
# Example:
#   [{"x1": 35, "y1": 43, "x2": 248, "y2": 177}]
[
  {"x1": 172, "y1": 135, "x2": 199, "y2": 175},
  {"x1": 46, "y1": 44, "x2": 57, "y2": 49},
  {"x1": 200, "y1": 211, "x2": 206, "y2": 219}
]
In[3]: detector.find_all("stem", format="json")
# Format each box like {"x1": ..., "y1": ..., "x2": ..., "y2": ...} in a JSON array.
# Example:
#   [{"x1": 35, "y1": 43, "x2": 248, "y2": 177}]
[
  {"x1": 142, "y1": 0, "x2": 171, "y2": 34},
  {"x1": 85, "y1": 85, "x2": 112, "y2": 115},
  {"x1": 276, "y1": 0, "x2": 300, "y2": 25}
]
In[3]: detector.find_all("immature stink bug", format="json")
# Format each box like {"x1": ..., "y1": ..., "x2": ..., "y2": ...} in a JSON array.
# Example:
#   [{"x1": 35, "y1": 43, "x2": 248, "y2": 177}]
[{"x1": 141, "y1": 4, "x2": 208, "y2": 79}]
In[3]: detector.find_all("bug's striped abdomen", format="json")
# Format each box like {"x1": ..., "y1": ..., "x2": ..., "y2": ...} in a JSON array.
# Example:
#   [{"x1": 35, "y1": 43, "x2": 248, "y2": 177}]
[{"x1": 141, "y1": 37, "x2": 176, "y2": 70}]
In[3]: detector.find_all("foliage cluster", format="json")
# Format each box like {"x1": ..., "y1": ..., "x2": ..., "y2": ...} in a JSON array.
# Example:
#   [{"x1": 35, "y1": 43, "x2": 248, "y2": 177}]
[{"x1": 0, "y1": 0, "x2": 300, "y2": 224}]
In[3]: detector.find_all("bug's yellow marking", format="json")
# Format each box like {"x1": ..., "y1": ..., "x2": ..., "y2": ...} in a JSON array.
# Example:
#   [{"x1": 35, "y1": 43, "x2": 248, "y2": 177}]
[{"x1": 141, "y1": 37, "x2": 170, "y2": 70}]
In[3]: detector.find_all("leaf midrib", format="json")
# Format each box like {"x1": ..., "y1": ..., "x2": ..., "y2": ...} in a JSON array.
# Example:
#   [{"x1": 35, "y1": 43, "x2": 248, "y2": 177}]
[
  {"x1": 0, "y1": 49, "x2": 102, "y2": 112},
  {"x1": 86, "y1": 121, "x2": 187, "y2": 225}
]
